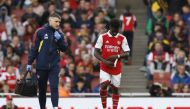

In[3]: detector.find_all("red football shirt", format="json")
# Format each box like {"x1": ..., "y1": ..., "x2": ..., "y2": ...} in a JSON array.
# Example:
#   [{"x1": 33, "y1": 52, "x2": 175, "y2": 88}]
[
  {"x1": 95, "y1": 31, "x2": 130, "y2": 75},
  {"x1": 120, "y1": 15, "x2": 136, "y2": 32}
]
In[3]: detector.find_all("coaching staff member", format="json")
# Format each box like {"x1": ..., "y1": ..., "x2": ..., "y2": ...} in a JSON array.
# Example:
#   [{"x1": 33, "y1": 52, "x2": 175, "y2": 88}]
[{"x1": 26, "y1": 13, "x2": 67, "y2": 109}]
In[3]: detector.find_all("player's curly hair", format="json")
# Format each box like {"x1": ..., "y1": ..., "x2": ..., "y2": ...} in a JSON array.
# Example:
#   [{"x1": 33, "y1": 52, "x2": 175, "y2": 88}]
[{"x1": 110, "y1": 19, "x2": 121, "y2": 29}]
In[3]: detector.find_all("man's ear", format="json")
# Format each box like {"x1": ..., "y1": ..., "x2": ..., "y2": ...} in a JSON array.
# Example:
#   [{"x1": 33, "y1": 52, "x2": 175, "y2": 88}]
[{"x1": 48, "y1": 17, "x2": 52, "y2": 23}]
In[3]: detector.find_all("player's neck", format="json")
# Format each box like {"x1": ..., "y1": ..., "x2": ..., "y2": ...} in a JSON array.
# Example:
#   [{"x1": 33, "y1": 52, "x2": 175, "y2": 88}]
[{"x1": 109, "y1": 31, "x2": 118, "y2": 37}]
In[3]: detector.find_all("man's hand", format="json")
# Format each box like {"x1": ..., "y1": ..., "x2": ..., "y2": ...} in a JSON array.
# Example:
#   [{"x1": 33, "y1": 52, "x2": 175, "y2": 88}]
[
  {"x1": 26, "y1": 65, "x2": 32, "y2": 72},
  {"x1": 102, "y1": 60, "x2": 114, "y2": 67},
  {"x1": 107, "y1": 55, "x2": 118, "y2": 62},
  {"x1": 54, "y1": 31, "x2": 61, "y2": 40}
]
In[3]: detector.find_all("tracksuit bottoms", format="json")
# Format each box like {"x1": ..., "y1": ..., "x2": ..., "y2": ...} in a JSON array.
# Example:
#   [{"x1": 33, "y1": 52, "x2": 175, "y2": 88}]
[{"x1": 36, "y1": 66, "x2": 60, "y2": 109}]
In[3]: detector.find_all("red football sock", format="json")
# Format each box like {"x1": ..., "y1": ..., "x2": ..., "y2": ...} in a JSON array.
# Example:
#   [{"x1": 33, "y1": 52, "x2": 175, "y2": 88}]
[
  {"x1": 100, "y1": 88, "x2": 108, "y2": 108},
  {"x1": 112, "y1": 94, "x2": 120, "y2": 109}
]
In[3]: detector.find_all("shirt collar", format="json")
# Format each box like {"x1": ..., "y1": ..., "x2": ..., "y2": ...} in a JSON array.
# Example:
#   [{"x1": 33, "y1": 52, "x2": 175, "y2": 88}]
[
  {"x1": 45, "y1": 23, "x2": 56, "y2": 31},
  {"x1": 107, "y1": 30, "x2": 119, "y2": 38}
]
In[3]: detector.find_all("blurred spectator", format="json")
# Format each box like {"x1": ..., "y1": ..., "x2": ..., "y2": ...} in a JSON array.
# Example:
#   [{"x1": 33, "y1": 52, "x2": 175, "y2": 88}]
[
  {"x1": 59, "y1": 75, "x2": 71, "y2": 97},
  {"x1": 0, "y1": 6, "x2": 11, "y2": 23},
  {"x1": 147, "y1": 42, "x2": 170, "y2": 64},
  {"x1": 78, "y1": 53, "x2": 93, "y2": 73},
  {"x1": 146, "y1": 8, "x2": 169, "y2": 36},
  {"x1": 149, "y1": 83, "x2": 172, "y2": 97},
  {"x1": 1, "y1": 95, "x2": 18, "y2": 109},
  {"x1": 10, "y1": 35, "x2": 25, "y2": 57},
  {"x1": 120, "y1": 5, "x2": 137, "y2": 64},
  {"x1": 186, "y1": 54, "x2": 190, "y2": 71},
  {"x1": 107, "y1": 0, "x2": 116, "y2": 8},
  {"x1": 71, "y1": 78, "x2": 89, "y2": 93},
  {"x1": 74, "y1": 0, "x2": 86, "y2": 19},
  {"x1": 61, "y1": 0, "x2": 71, "y2": 12},
  {"x1": 167, "y1": 0, "x2": 187, "y2": 15},
  {"x1": 143, "y1": 0, "x2": 153, "y2": 19},
  {"x1": 4, "y1": 0, "x2": 12, "y2": 14},
  {"x1": 148, "y1": 51, "x2": 170, "y2": 74},
  {"x1": 75, "y1": 64, "x2": 92, "y2": 91},
  {"x1": 6, "y1": 14, "x2": 25, "y2": 37},
  {"x1": 61, "y1": 10, "x2": 76, "y2": 28},
  {"x1": 76, "y1": 10, "x2": 93, "y2": 29},
  {"x1": 171, "y1": 50, "x2": 187, "y2": 69},
  {"x1": 23, "y1": 23, "x2": 36, "y2": 45},
  {"x1": 31, "y1": 0, "x2": 44, "y2": 17},
  {"x1": 77, "y1": 24, "x2": 91, "y2": 43},
  {"x1": 75, "y1": 40, "x2": 92, "y2": 58},
  {"x1": 65, "y1": 62, "x2": 76, "y2": 78},
  {"x1": 91, "y1": 22, "x2": 106, "y2": 45},
  {"x1": 41, "y1": 2, "x2": 56, "y2": 25},
  {"x1": 4, "y1": 45, "x2": 19, "y2": 62},
  {"x1": 169, "y1": 25, "x2": 189, "y2": 54},
  {"x1": 146, "y1": 42, "x2": 170, "y2": 88},
  {"x1": 171, "y1": 64, "x2": 190, "y2": 93},
  {"x1": 96, "y1": 9, "x2": 110, "y2": 28},
  {"x1": 169, "y1": 12, "x2": 182, "y2": 29},
  {"x1": 0, "y1": 65, "x2": 20, "y2": 92},
  {"x1": 21, "y1": 6, "x2": 40, "y2": 25},
  {"x1": 0, "y1": 43, "x2": 4, "y2": 66},
  {"x1": 5, "y1": 45, "x2": 20, "y2": 60},
  {"x1": 148, "y1": 31, "x2": 170, "y2": 52},
  {"x1": 182, "y1": 5, "x2": 190, "y2": 28}
]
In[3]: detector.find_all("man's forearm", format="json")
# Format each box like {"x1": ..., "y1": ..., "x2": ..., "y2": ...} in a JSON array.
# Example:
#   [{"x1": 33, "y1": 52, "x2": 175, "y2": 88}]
[
  {"x1": 94, "y1": 49, "x2": 106, "y2": 62},
  {"x1": 118, "y1": 52, "x2": 129, "y2": 59}
]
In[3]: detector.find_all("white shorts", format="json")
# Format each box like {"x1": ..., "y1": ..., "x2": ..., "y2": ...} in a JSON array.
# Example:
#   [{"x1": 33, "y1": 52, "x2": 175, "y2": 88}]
[{"x1": 100, "y1": 70, "x2": 122, "y2": 87}]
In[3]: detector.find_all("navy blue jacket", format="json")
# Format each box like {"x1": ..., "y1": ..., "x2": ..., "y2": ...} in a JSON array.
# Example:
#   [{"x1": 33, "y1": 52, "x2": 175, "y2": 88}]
[{"x1": 28, "y1": 24, "x2": 67, "y2": 70}]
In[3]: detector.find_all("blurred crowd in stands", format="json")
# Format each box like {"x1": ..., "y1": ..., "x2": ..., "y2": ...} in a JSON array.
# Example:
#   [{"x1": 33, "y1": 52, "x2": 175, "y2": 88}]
[
  {"x1": 0, "y1": 0, "x2": 117, "y2": 97},
  {"x1": 143, "y1": 0, "x2": 190, "y2": 94}
]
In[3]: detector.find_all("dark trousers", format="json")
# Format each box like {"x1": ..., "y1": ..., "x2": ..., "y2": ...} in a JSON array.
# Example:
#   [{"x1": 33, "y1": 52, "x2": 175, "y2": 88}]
[
  {"x1": 36, "y1": 66, "x2": 60, "y2": 109},
  {"x1": 123, "y1": 31, "x2": 134, "y2": 57}
]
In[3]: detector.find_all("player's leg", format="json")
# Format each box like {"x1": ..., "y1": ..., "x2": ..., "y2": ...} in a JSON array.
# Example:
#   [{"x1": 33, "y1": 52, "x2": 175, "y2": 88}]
[
  {"x1": 37, "y1": 70, "x2": 49, "y2": 109},
  {"x1": 100, "y1": 70, "x2": 111, "y2": 109},
  {"x1": 49, "y1": 66, "x2": 60, "y2": 108},
  {"x1": 110, "y1": 73, "x2": 121, "y2": 109},
  {"x1": 127, "y1": 31, "x2": 134, "y2": 65}
]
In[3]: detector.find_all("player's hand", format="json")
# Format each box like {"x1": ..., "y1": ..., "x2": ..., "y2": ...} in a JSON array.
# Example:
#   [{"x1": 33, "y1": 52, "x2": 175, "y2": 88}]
[
  {"x1": 107, "y1": 55, "x2": 118, "y2": 62},
  {"x1": 54, "y1": 31, "x2": 61, "y2": 40},
  {"x1": 103, "y1": 60, "x2": 114, "y2": 67}
]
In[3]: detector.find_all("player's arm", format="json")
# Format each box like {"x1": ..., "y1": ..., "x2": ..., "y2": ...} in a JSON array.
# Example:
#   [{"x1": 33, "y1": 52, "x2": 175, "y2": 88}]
[
  {"x1": 118, "y1": 51, "x2": 130, "y2": 59},
  {"x1": 28, "y1": 29, "x2": 41, "y2": 65},
  {"x1": 120, "y1": 36, "x2": 130, "y2": 58},
  {"x1": 107, "y1": 36, "x2": 130, "y2": 61},
  {"x1": 107, "y1": 51, "x2": 129, "y2": 61},
  {"x1": 94, "y1": 48, "x2": 114, "y2": 67},
  {"x1": 94, "y1": 34, "x2": 114, "y2": 67}
]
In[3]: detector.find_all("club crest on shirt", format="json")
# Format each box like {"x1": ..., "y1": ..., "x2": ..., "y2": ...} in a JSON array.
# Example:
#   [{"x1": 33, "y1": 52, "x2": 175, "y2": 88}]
[
  {"x1": 44, "y1": 34, "x2": 48, "y2": 39},
  {"x1": 117, "y1": 41, "x2": 121, "y2": 45},
  {"x1": 106, "y1": 40, "x2": 109, "y2": 43}
]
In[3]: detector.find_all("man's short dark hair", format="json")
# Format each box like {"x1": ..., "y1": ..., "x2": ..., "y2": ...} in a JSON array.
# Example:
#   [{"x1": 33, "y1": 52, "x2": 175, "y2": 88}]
[
  {"x1": 110, "y1": 19, "x2": 120, "y2": 29},
  {"x1": 49, "y1": 13, "x2": 61, "y2": 19}
]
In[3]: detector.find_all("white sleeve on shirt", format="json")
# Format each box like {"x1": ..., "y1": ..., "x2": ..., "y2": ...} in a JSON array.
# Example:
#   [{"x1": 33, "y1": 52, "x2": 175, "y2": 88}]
[
  {"x1": 122, "y1": 37, "x2": 130, "y2": 52},
  {"x1": 147, "y1": 52, "x2": 153, "y2": 61},
  {"x1": 119, "y1": 15, "x2": 123, "y2": 21},
  {"x1": 165, "y1": 52, "x2": 170, "y2": 62},
  {"x1": 94, "y1": 34, "x2": 103, "y2": 49},
  {"x1": 133, "y1": 15, "x2": 137, "y2": 21}
]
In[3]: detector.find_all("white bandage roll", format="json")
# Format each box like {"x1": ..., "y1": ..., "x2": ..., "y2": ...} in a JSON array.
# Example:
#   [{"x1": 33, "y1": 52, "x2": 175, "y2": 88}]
[{"x1": 114, "y1": 59, "x2": 118, "y2": 67}]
